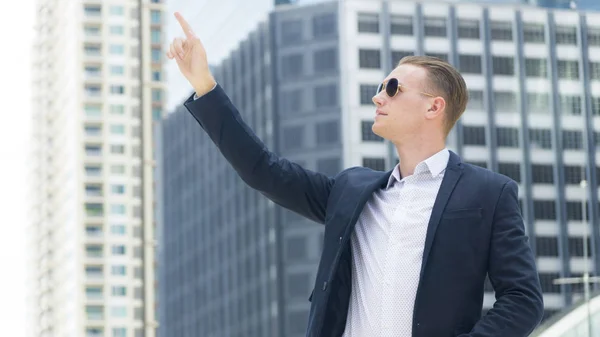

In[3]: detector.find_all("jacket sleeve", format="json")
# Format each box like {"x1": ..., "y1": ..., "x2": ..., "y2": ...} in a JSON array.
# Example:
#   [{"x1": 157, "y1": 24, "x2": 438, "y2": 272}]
[
  {"x1": 459, "y1": 180, "x2": 544, "y2": 337},
  {"x1": 183, "y1": 84, "x2": 333, "y2": 224}
]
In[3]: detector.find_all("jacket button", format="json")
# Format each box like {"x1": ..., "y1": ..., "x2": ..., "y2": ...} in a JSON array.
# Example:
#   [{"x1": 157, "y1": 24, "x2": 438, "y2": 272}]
[
  {"x1": 339, "y1": 237, "x2": 342, "y2": 244},
  {"x1": 322, "y1": 281, "x2": 328, "y2": 291}
]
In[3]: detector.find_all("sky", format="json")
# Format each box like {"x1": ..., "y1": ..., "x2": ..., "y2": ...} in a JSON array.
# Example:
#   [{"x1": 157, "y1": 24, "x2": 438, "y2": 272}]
[{"x1": 0, "y1": 0, "x2": 33, "y2": 335}]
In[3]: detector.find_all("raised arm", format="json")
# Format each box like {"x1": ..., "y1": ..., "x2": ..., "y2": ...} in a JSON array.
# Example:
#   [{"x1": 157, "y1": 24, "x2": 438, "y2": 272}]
[{"x1": 166, "y1": 12, "x2": 333, "y2": 224}]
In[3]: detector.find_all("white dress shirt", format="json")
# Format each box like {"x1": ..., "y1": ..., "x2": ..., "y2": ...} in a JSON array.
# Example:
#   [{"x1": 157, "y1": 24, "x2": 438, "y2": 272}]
[{"x1": 342, "y1": 148, "x2": 449, "y2": 337}]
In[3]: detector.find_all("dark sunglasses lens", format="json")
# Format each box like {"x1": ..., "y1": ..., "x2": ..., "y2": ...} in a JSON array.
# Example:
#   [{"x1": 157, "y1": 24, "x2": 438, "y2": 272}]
[
  {"x1": 376, "y1": 83, "x2": 384, "y2": 94},
  {"x1": 386, "y1": 78, "x2": 398, "y2": 97}
]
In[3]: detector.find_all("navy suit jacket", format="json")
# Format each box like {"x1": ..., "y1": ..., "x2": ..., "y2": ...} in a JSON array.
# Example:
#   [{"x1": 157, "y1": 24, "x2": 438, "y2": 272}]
[{"x1": 184, "y1": 84, "x2": 544, "y2": 337}]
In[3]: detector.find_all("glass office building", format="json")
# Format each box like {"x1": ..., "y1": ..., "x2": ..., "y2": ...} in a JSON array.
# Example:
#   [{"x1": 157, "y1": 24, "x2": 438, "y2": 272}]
[{"x1": 159, "y1": 0, "x2": 600, "y2": 336}]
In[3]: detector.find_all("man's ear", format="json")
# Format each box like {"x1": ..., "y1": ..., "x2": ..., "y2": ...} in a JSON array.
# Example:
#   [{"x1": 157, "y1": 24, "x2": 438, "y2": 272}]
[{"x1": 425, "y1": 97, "x2": 446, "y2": 120}]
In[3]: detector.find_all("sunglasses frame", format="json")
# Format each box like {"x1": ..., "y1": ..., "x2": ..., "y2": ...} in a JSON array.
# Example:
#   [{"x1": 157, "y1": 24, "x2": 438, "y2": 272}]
[{"x1": 377, "y1": 78, "x2": 436, "y2": 98}]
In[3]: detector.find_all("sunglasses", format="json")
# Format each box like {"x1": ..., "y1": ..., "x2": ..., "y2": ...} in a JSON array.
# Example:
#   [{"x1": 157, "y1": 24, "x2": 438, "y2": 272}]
[{"x1": 376, "y1": 78, "x2": 435, "y2": 98}]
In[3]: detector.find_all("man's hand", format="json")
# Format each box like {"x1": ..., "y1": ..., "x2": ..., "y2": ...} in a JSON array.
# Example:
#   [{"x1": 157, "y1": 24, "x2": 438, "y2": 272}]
[{"x1": 166, "y1": 12, "x2": 216, "y2": 96}]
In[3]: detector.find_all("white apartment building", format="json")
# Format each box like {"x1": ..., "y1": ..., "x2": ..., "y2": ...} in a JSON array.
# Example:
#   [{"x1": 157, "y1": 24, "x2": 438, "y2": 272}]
[{"x1": 29, "y1": 0, "x2": 166, "y2": 336}]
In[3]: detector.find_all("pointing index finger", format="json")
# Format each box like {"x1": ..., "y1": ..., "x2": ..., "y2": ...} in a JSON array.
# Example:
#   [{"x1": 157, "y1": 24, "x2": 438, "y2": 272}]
[{"x1": 174, "y1": 12, "x2": 195, "y2": 39}]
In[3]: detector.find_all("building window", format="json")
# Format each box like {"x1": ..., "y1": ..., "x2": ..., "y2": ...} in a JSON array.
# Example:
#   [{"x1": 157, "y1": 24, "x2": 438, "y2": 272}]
[
  {"x1": 313, "y1": 48, "x2": 337, "y2": 73},
  {"x1": 463, "y1": 126, "x2": 486, "y2": 146},
  {"x1": 110, "y1": 124, "x2": 125, "y2": 135},
  {"x1": 84, "y1": 5, "x2": 101, "y2": 16},
  {"x1": 423, "y1": 17, "x2": 446, "y2": 37},
  {"x1": 85, "y1": 165, "x2": 102, "y2": 176},
  {"x1": 280, "y1": 89, "x2": 302, "y2": 113},
  {"x1": 110, "y1": 204, "x2": 126, "y2": 215},
  {"x1": 533, "y1": 200, "x2": 556, "y2": 220},
  {"x1": 287, "y1": 272, "x2": 311, "y2": 299},
  {"x1": 562, "y1": 130, "x2": 583, "y2": 150},
  {"x1": 280, "y1": 19, "x2": 303, "y2": 45},
  {"x1": 111, "y1": 265, "x2": 126, "y2": 275},
  {"x1": 590, "y1": 62, "x2": 600, "y2": 80},
  {"x1": 110, "y1": 65, "x2": 124, "y2": 75},
  {"x1": 113, "y1": 328, "x2": 127, "y2": 337},
  {"x1": 359, "y1": 49, "x2": 381, "y2": 69},
  {"x1": 286, "y1": 236, "x2": 306, "y2": 260},
  {"x1": 110, "y1": 105, "x2": 124, "y2": 115},
  {"x1": 111, "y1": 306, "x2": 127, "y2": 318},
  {"x1": 282, "y1": 126, "x2": 303, "y2": 150},
  {"x1": 111, "y1": 165, "x2": 125, "y2": 174},
  {"x1": 85, "y1": 125, "x2": 102, "y2": 136},
  {"x1": 85, "y1": 144, "x2": 102, "y2": 156},
  {"x1": 555, "y1": 26, "x2": 577, "y2": 45},
  {"x1": 152, "y1": 71, "x2": 161, "y2": 81},
  {"x1": 316, "y1": 158, "x2": 340, "y2": 177},
  {"x1": 459, "y1": 55, "x2": 482, "y2": 74},
  {"x1": 86, "y1": 287, "x2": 103, "y2": 299},
  {"x1": 86, "y1": 306, "x2": 104, "y2": 320},
  {"x1": 525, "y1": 58, "x2": 547, "y2": 78},
  {"x1": 109, "y1": 44, "x2": 124, "y2": 55},
  {"x1": 281, "y1": 54, "x2": 304, "y2": 77},
  {"x1": 391, "y1": 50, "x2": 413, "y2": 66},
  {"x1": 538, "y1": 273, "x2": 561, "y2": 293},
  {"x1": 109, "y1": 25, "x2": 124, "y2": 35},
  {"x1": 357, "y1": 13, "x2": 379, "y2": 33},
  {"x1": 151, "y1": 48, "x2": 161, "y2": 63},
  {"x1": 425, "y1": 52, "x2": 448, "y2": 62},
  {"x1": 467, "y1": 90, "x2": 484, "y2": 110},
  {"x1": 85, "y1": 203, "x2": 103, "y2": 216},
  {"x1": 316, "y1": 120, "x2": 339, "y2": 145},
  {"x1": 490, "y1": 21, "x2": 513, "y2": 41},
  {"x1": 84, "y1": 44, "x2": 101, "y2": 56},
  {"x1": 313, "y1": 13, "x2": 337, "y2": 38},
  {"x1": 151, "y1": 28, "x2": 161, "y2": 44},
  {"x1": 112, "y1": 245, "x2": 126, "y2": 255},
  {"x1": 557, "y1": 60, "x2": 579, "y2": 79},
  {"x1": 493, "y1": 92, "x2": 517, "y2": 112},
  {"x1": 110, "y1": 145, "x2": 125, "y2": 154},
  {"x1": 458, "y1": 19, "x2": 480, "y2": 39},
  {"x1": 111, "y1": 224, "x2": 126, "y2": 235},
  {"x1": 568, "y1": 237, "x2": 592, "y2": 257},
  {"x1": 526, "y1": 93, "x2": 550, "y2": 114},
  {"x1": 496, "y1": 127, "x2": 519, "y2": 147},
  {"x1": 588, "y1": 28, "x2": 600, "y2": 46},
  {"x1": 150, "y1": 10, "x2": 162, "y2": 24},
  {"x1": 361, "y1": 120, "x2": 383, "y2": 142},
  {"x1": 110, "y1": 6, "x2": 123, "y2": 16},
  {"x1": 85, "y1": 184, "x2": 102, "y2": 196},
  {"x1": 151, "y1": 89, "x2": 162, "y2": 102},
  {"x1": 564, "y1": 165, "x2": 584, "y2": 185},
  {"x1": 314, "y1": 84, "x2": 337, "y2": 107},
  {"x1": 86, "y1": 245, "x2": 103, "y2": 258},
  {"x1": 110, "y1": 85, "x2": 125, "y2": 95},
  {"x1": 111, "y1": 184, "x2": 125, "y2": 194},
  {"x1": 363, "y1": 157, "x2": 386, "y2": 171},
  {"x1": 360, "y1": 84, "x2": 377, "y2": 105},
  {"x1": 498, "y1": 163, "x2": 521, "y2": 183},
  {"x1": 390, "y1": 15, "x2": 413, "y2": 35},
  {"x1": 532, "y1": 164, "x2": 554, "y2": 183},
  {"x1": 536, "y1": 237, "x2": 559, "y2": 257},
  {"x1": 85, "y1": 104, "x2": 102, "y2": 117},
  {"x1": 560, "y1": 95, "x2": 582, "y2": 115},
  {"x1": 523, "y1": 23, "x2": 545, "y2": 43},
  {"x1": 466, "y1": 161, "x2": 487, "y2": 169},
  {"x1": 86, "y1": 266, "x2": 103, "y2": 278},
  {"x1": 492, "y1": 56, "x2": 514, "y2": 76},
  {"x1": 112, "y1": 286, "x2": 127, "y2": 297}
]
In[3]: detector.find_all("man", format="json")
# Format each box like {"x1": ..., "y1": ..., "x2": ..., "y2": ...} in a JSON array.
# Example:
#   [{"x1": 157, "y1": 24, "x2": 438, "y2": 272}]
[{"x1": 167, "y1": 12, "x2": 544, "y2": 337}]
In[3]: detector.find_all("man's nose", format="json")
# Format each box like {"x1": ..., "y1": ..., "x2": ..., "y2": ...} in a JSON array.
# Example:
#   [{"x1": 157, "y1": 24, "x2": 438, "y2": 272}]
[{"x1": 372, "y1": 93, "x2": 385, "y2": 107}]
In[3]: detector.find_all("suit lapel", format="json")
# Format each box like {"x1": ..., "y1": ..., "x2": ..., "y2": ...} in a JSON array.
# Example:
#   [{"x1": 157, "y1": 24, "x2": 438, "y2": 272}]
[{"x1": 418, "y1": 151, "x2": 464, "y2": 279}]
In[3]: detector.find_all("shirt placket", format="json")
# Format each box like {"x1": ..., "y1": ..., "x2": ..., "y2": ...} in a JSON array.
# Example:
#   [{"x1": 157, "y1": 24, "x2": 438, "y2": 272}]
[{"x1": 380, "y1": 179, "x2": 409, "y2": 336}]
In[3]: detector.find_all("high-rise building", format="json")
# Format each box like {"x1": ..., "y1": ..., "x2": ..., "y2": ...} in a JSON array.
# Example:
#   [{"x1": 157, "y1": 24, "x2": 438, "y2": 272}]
[
  {"x1": 28, "y1": 0, "x2": 166, "y2": 336},
  {"x1": 159, "y1": 0, "x2": 600, "y2": 336}
]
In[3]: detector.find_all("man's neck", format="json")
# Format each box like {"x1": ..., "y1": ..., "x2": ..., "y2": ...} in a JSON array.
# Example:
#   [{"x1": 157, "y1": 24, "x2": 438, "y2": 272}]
[{"x1": 395, "y1": 142, "x2": 446, "y2": 178}]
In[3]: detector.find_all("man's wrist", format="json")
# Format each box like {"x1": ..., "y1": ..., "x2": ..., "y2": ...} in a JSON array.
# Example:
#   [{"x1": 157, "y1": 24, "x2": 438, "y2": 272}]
[{"x1": 193, "y1": 77, "x2": 217, "y2": 97}]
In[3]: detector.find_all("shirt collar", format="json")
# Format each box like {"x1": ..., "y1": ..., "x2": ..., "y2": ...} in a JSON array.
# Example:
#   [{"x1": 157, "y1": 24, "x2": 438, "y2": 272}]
[{"x1": 386, "y1": 148, "x2": 450, "y2": 189}]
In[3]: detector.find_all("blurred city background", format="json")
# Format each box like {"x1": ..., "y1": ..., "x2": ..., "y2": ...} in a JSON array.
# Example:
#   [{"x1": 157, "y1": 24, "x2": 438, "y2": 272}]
[{"x1": 1, "y1": 0, "x2": 600, "y2": 336}]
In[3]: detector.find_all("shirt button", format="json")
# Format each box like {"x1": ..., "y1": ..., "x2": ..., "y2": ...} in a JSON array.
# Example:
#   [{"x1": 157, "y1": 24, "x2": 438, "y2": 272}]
[{"x1": 322, "y1": 281, "x2": 328, "y2": 291}]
